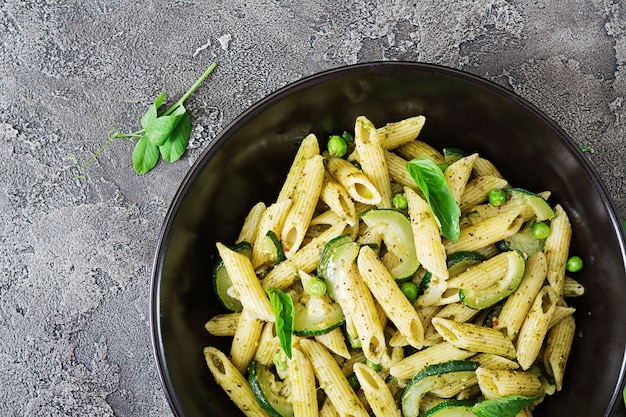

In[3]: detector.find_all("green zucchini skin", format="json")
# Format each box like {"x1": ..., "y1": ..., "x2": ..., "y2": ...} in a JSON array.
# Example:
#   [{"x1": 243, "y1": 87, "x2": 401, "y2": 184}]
[
  {"x1": 360, "y1": 208, "x2": 420, "y2": 281},
  {"x1": 248, "y1": 361, "x2": 294, "y2": 417},
  {"x1": 401, "y1": 360, "x2": 480, "y2": 417}
]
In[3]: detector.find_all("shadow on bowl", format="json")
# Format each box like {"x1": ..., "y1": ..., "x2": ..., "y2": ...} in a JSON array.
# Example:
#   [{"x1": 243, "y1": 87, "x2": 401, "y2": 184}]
[{"x1": 151, "y1": 62, "x2": 626, "y2": 417}]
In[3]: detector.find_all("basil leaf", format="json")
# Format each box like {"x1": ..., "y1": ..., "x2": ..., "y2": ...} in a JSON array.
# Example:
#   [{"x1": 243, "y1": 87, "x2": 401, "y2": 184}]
[
  {"x1": 159, "y1": 110, "x2": 191, "y2": 162},
  {"x1": 266, "y1": 287, "x2": 294, "y2": 359},
  {"x1": 141, "y1": 92, "x2": 166, "y2": 129},
  {"x1": 132, "y1": 135, "x2": 159, "y2": 174},
  {"x1": 471, "y1": 395, "x2": 540, "y2": 417},
  {"x1": 406, "y1": 158, "x2": 461, "y2": 242},
  {"x1": 144, "y1": 105, "x2": 186, "y2": 146}
]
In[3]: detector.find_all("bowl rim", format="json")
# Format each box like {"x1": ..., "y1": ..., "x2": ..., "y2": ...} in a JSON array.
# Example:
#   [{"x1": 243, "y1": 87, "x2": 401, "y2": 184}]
[{"x1": 150, "y1": 60, "x2": 626, "y2": 417}]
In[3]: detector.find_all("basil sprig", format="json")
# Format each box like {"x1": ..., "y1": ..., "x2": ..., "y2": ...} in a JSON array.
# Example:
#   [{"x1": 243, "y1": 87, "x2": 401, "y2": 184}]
[
  {"x1": 471, "y1": 395, "x2": 540, "y2": 417},
  {"x1": 72, "y1": 62, "x2": 217, "y2": 177},
  {"x1": 406, "y1": 158, "x2": 461, "y2": 242},
  {"x1": 266, "y1": 287, "x2": 294, "y2": 359}
]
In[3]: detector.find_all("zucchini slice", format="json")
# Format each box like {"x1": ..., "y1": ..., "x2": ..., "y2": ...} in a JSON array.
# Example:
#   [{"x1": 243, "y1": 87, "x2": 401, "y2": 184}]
[
  {"x1": 458, "y1": 250, "x2": 526, "y2": 310},
  {"x1": 317, "y1": 234, "x2": 352, "y2": 280},
  {"x1": 505, "y1": 188, "x2": 555, "y2": 221},
  {"x1": 443, "y1": 147, "x2": 467, "y2": 165},
  {"x1": 293, "y1": 292, "x2": 345, "y2": 337},
  {"x1": 265, "y1": 230, "x2": 286, "y2": 264},
  {"x1": 360, "y1": 209, "x2": 420, "y2": 280},
  {"x1": 401, "y1": 360, "x2": 480, "y2": 417},
  {"x1": 423, "y1": 400, "x2": 476, "y2": 417},
  {"x1": 324, "y1": 240, "x2": 361, "y2": 303},
  {"x1": 212, "y1": 241, "x2": 252, "y2": 311},
  {"x1": 248, "y1": 361, "x2": 294, "y2": 417},
  {"x1": 446, "y1": 251, "x2": 486, "y2": 278},
  {"x1": 501, "y1": 224, "x2": 545, "y2": 258}
]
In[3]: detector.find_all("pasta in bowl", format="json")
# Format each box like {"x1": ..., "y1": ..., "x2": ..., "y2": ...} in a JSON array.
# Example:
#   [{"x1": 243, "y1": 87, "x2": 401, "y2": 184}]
[{"x1": 151, "y1": 62, "x2": 626, "y2": 417}]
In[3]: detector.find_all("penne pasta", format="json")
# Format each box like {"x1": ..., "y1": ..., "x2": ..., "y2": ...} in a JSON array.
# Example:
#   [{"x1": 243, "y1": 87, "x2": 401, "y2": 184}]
[
  {"x1": 432, "y1": 317, "x2": 517, "y2": 359},
  {"x1": 300, "y1": 339, "x2": 370, "y2": 417},
  {"x1": 405, "y1": 186, "x2": 449, "y2": 280},
  {"x1": 353, "y1": 363, "x2": 402, "y2": 417},
  {"x1": 230, "y1": 308, "x2": 265, "y2": 373},
  {"x1": 354, "y1": 116, "x2": 393, "y2": 208},
  {"x1": 204, "y1": 312, "x2": 241, "y2": 337},
  {"x1": 357, "y1": 245, "x2": 425, "y2": 348},
  {"x1": 204, "y1": 347, "x2": 270, "y2": 417},
  {"x1": 237, "y1": 201, "x2": 266, "y2": 244},
  {"x1": 375, "y1": 115, "x2": 426, "y2": 149},
  {"x1": 281, "y1": 154, "x2": 325, "y2": 254},
  {"x1": 288, "y1": 347, "x2": 318, "y2": 417},
  {"x1": 216, "y1": 242, "x2": 274, "y2": 321},
  {"x1": 276, "y1": 133, "x2": 320, "y2": 203},
  {"x1": 544, "y1": 204, "x2": 572, "y2": 296},
  {"x1": 516, "y1": 285, "x2": 558, "y2": 370},
  {"x1": 544, "y1": 315, "x2": 575, "y2": 391}
]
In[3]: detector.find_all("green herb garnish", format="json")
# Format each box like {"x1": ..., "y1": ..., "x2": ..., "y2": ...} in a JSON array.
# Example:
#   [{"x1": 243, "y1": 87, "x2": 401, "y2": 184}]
[
  {"x1": 72, "y1": 62, "x2": 217, "y2": 176},
  {"x1": 266, "y1": 287, "x2": 295, "y2": 359},
  {"x1": 406, "y1": 157, "x2": 461, "y2": 242},
  {"x1": 471, "y1": 395, "x2": 540, "y2": 417},
  {"x1": 578, "y1": 144, "x2": 596, "y2": 154}
]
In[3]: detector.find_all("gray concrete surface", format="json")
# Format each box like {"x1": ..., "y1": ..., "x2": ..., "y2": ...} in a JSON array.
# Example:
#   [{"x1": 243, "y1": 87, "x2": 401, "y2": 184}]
[{"x1": 0, "y1": 1, "x2": 624, "y2": 416}]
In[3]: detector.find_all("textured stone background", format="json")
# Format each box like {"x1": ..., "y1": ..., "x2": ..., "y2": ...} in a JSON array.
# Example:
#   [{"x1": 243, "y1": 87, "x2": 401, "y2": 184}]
[{"x1": 0, "y1": 1, "x2": 624, "y2": 416}]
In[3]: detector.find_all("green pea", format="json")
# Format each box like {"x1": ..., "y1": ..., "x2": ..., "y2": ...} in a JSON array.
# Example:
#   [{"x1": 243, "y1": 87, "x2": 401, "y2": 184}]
[
  {"x1": 366, "y1": 359, "x2": 381, "y2": 372},
  {"x1": 488, "y1": 189, "x2": 506, "y2": 206},
  {"x1": 531, "y1": 221, "x2": 551, "y2": 239},
  {"x1": 566, "y1": 255, "x2": 584, "y2": 273},
  {"x1": 347, "y1": 373, "x2": 360, "y2": 390},
  {"x1": 400, "y1": 281, "x2": 418, "y2": 303},
  {"x1": 392, "y1": 193, "x2": 408, "y2": 210},
  {"x1": 327, "y1": 135, "x2": 348, "y2": 157}
]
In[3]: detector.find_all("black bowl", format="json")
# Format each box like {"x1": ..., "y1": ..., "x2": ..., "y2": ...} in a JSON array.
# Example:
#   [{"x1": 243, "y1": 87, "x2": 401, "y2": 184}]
[{"x1": 151, "y1": 62, "x2": 626, "y2": 417}]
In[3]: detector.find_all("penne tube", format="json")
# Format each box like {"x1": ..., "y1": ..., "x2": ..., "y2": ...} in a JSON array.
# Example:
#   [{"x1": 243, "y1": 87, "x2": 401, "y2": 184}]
[
  {"x1": 395, "y1": 140, "x2": 445, "y2": 165},
  {"x1": 375, "y1": 115, "x2": 426, "y2": 149},
  {"x1": 237, "y1": 201, "x2": 266, "y2": 244},
  {"x1": 203, "y1": 347, "x2": 270, "y2": 417},
  {"x1": 281, "y1": 154, "x2": 325, "y2": 254},
  {"x1": 444, "y1": 206, "x2": 524, "y2": 254},
  {"x1": 459, "y1": 175, "x2": 509, "y2": 212},
  {"x1": 300, "y1": 339, "x2": 370, "y2": 417},
  {"x1": 288, "y1": 347, "x2": 318, "y2": 417},
  {"x1": 253, "y1": 322, "x2": 280, "y2": 366},
  {"x1": 544, "y1": 204, "x2": 572, "y2": 297},
  {"x1": 355, "y1": 116, "x2": 393, "y2": 208},
  {"x1": 544, "y1": 315, "x2": 575, "y2": 391},
  {"x1": 216, "y1": 243, "x2": 274, "y2": 321},
  {"x1": 325, "y1": 152, "x2": 382, "y2": 205},
  {"x1": 204, "y1": 312, "x2": 241, "y2": 337},
  {"x1": 276, "y1": 133, "x2": 320, "y2": 203},
  {"x1": 357, "y1": 245, "x2": 425, "y2": 349},
  {"x1": 495, "y1": 251, "x2": 548, "y2": 339},
  {"x1": 472, "y1": 157, "x2": 508, "y2": 182},
  {"x1": 315, "y1": 327, "x2": 351, "y2": 360},
  {"x1": 251, "y1": 199, "x2": 293, "y2": 268},
  {"x1": 432, "y1": 317, "x2": 517, "y2": 359},
  {"x1": 353, "y1": 363, "x2": 402, "y2": 417},
  {"x1": 516, "y1": 285, "x2": 558, "y2": 370},
  {"x1": 476, "y1": 367, "x2": 543, "y2": 399},
  {"x1": 444, "y1": 153, "x2": 478, "y2": 205},
  {"x1": 389, "y1": 342, "x2": 473, "y2": 379},
  {"x1": 405, "y1": 187, "x2": 449, "y2": 280},
  {"x1": 230, "y1": 308, "x2": 265, "y2": 373},
  {"x1": 320, "y1": 172, "x2": 357, "y2": 226},
  {"x1": 384, "y1": 149, "x2": 417, "y2": 188}
]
